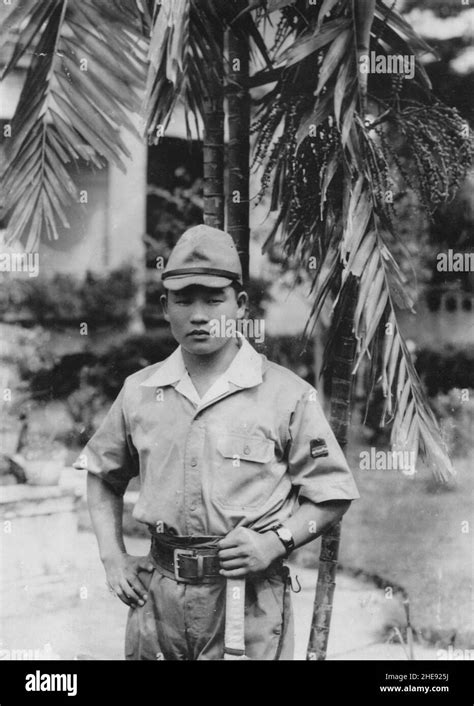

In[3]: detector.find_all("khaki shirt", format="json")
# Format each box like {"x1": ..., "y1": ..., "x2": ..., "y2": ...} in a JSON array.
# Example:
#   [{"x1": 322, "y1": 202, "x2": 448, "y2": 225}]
[{"x1": 73, "y1": 335, "x2": 359, "y2": 535}]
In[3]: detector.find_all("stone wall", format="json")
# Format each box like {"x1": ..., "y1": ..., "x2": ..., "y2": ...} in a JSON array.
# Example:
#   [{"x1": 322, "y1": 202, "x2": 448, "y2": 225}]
[{"x1": 0, "y1": 485, "x2": 81, "y2": 617}]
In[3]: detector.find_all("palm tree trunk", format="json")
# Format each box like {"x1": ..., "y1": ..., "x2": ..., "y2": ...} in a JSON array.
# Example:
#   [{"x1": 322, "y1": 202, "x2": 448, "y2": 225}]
[
  {"x1": 306, "y1": 276, "x2": 358, "y2": 660},
  {"x1": 306, "y1": 3, "x2": 377, "y2": 660},
  {"x1": 203, "y1": 27, "x2": 225, "y2": 229},
  {"x1": 226, "y1": 27, "x2": 250, "y2": 283}
]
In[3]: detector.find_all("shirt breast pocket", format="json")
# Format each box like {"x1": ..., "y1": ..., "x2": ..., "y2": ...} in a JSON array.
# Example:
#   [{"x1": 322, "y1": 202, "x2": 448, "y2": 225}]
[{"x1": 214, "y1": 434, "x2": 275, "y2": 510}]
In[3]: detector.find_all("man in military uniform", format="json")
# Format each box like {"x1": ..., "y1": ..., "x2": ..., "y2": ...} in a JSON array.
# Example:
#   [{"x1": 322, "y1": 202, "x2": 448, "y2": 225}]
[{"x1": 74, "y1": 225, "x2": 359, "y2": 660}]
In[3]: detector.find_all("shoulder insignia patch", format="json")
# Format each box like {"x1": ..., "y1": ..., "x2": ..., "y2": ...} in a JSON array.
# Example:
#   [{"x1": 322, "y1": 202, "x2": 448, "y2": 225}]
[{"x1": 310, "y1": 438, "x2": 329, "y2": 459}]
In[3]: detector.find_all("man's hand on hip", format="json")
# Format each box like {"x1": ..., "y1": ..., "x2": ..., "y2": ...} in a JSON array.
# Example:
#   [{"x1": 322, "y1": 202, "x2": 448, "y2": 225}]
[
  {"x1": 217, "y1": 527, "x2": 285, "y2": 578},
  {"x1": 103, "y1": 553, "x2": 154, "y2": 608}
]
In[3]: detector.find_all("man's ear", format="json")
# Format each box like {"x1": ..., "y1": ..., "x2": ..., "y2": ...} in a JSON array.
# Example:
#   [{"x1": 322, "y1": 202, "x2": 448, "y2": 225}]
[
  {"x1": 236, "y1": 291, "x2": 248, "y2": 319},
  {"x1": 160, "y1": 293, "x2": 170, "y2": 322}
]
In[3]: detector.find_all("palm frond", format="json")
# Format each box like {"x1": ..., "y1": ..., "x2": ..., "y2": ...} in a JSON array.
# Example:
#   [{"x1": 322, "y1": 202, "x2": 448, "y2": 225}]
[
  {"x1": 144, "y1": 0, "x2": 271, "y2": 144},
  {"x1": 316, "y1": 206, "x2": 454, "y2": 481},
  {"x1": 1, "y1": 0, "x2": 146, "y2": 250},
  {"x1": 253, "y1": 0, "x2": 472, "y2": 480}
]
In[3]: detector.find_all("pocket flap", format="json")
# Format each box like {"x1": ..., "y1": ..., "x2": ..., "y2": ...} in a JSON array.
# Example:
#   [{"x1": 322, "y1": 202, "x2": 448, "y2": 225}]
[{"x1": 217, "y1": 434, "x2": 274, "y2": 464}]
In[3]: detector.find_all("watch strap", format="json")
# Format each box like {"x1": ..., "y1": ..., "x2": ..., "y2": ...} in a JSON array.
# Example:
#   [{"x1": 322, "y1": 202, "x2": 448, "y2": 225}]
[{"x1": 269, "y1": 524, "x2": 295, "y2": 555}]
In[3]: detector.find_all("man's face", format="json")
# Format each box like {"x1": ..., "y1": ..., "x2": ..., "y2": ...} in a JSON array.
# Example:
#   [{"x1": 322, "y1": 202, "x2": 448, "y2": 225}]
[{"x1": 161, "y1": 285, "x2": 247, "y2": 355}]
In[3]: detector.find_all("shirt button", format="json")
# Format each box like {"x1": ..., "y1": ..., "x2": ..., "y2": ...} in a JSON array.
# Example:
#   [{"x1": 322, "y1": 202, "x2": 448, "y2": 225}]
[
  {"x1": 190, "y1": 458, "x2": 198, "y2": 467},
  {"x1": 243, "y1": 446, "x2": 250, "y2": 455}
]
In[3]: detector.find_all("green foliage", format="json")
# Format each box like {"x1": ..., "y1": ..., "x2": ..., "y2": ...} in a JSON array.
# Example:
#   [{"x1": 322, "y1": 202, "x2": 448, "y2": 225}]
[
  {"x1": 22, "y1": 326, "x2": 314, "y2": 408},
  {"x1": 416, "y1": 347, "x2": 474, "y2": 396},
  {"x1": 430, "y1": 388, "x2": 474, "y2": 458},
  {"x1": 28, "y1": 352, "x2": 97, "y2": 398},
  {"x1": 0, "y1": 324, "x2": 56, "y2": 395},
  {"x1": 64, "y1": 372, "x2": 108, "y2": 446},
  {"x1": 145, "y1": 180, "x2": 203, "y2": 268},
  {"x1": 255, "y1": 335, "x2": 314, "y2": 385},
  {"x1": 91, "y1": 333, "x2": 177, "y2": 398},
  {"x1": 86, "y1": 329, "x2": 301, "y2": 400},
  {"x1": 81, "y1": 268, "x2": 137, "y2": 326},
  {"x1": 402, "y1": 0, "x2": 466, "y2": 16},
  {"x1": 55, "y1": 331, "x2": 314, "y2": 447},
  {"x1": 0, "y1": 266, "x2": 138, "y2": 326}
]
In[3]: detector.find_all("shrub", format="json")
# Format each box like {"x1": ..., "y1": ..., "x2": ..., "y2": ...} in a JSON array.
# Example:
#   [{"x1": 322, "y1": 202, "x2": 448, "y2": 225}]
[
  {"x1": 26, "y1": 333, "x2": 176, "y2": 401},
  {"x1": 430, "y1": 388, "x2": 474, "y2": 457},
  {"x1": 81, "y1": 268, "x2": 137, "y2": 325},
  {"x1": 29, "y1": 353, "x2": 98, "y2": 399},
  {"x1": 26, "y1": 330, "x2": 315, "y2": 404},
  {"x1": 255, "y1": 335, "x2": 314, "y2": 386},
  {"x1": 93, "y1": 333, "x2": 177, "y2": 398},
  {"x1": 9, "y1": 327, "x2": 317, "y2": 449},
  {"x1": 0, "y1": 266, "x2": 138, "y2": 326},
  {"x1": 0, "y1": 323, "x2": 56, "y2": 386},
  {"x1": 415, "y1": 347, "x2": 474, "y2": 396},
  {"x1": 65, "y1": 376, "x2": 108, "y2": 446}
]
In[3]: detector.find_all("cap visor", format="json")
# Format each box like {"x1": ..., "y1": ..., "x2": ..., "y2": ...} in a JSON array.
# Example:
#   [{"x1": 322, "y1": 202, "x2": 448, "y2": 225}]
[{"x1": 162, "y1": 274, "x2": 234, "y2": 291}]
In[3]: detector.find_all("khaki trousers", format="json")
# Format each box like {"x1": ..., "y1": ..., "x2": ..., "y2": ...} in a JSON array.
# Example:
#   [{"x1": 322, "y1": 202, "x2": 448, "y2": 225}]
[{"x1": 125, "y1": 564, "x2": 294, "y2": 661}]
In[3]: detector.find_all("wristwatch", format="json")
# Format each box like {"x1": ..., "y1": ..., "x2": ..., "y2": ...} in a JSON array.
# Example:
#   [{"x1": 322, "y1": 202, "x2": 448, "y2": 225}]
[{"x1": 269, "y1": 524, "x2": 295, "y2": 556}]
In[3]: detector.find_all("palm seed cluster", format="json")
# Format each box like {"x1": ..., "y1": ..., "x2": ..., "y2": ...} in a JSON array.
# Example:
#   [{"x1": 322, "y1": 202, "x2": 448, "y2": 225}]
[{"x1": 379, "y1": 101, "x2": 472, "y2": 214}]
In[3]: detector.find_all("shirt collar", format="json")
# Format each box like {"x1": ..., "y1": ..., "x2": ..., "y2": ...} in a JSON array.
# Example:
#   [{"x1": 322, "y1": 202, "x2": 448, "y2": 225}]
[{"x1": 140, "y1": 331, "x2": 263, "y2": 390}]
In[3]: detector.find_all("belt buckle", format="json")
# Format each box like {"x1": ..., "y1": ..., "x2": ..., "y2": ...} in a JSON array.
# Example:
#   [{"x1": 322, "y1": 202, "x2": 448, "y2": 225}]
[{"x1": 174, "y1": 548, "x2": 202, "y2": 582}]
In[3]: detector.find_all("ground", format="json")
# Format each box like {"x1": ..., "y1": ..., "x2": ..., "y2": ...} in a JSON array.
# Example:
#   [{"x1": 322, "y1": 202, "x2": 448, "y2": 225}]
[
  {"x1": 294, "y1": 445, "x2": 474, "y2": 647},
  {"x1": 1, "y1": 530, "x2": 443, "y2": 661},
  {"x1": 339, "y1": 454, "x2": 473, "y2": 646}
]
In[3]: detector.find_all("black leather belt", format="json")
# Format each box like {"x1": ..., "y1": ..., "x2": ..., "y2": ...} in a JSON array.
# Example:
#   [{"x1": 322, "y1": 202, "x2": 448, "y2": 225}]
[
  {"x1": 150, "y1": 535, "x2": 223, "y2": 584},
  {"x1": 149, "y1": 532, "x2": 285, "y2": 584}
]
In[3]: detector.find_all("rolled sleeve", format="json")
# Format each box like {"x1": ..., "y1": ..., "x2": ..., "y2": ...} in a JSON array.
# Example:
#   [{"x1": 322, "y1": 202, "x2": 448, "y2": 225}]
[
  {"x1": 72, "y1": 383, "x2": 138, "y2": 496},
  {"x1": 287, "y1": 387, "x2": 359, "y2": 504}
]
